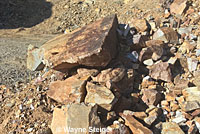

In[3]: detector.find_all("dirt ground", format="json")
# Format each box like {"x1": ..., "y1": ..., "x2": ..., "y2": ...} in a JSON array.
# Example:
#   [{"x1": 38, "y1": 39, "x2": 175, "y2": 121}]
[{"x1": 0, "y1": 0, "x2": 174, "y2": 133}]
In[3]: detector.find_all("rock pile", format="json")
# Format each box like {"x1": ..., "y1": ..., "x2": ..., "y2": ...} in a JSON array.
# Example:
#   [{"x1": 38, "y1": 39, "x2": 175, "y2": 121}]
[{"x1": 1, "y1": 0, "x2": 199, "y2": 133}]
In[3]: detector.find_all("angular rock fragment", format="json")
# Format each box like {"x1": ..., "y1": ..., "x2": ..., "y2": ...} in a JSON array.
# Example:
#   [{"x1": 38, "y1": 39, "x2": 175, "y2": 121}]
[
  {"x1": 91, "y1": 65, "x2": 126, "y2": 84},
  {"x1": 142, "y1": 89, "x2": 162, "y2": 106},
  {"x1": 131, "y1": 19, "x2": 149, "y2": 32},
  {"x1": 153, "y1": 27, "x2": 178, "y2": 43},
  {"x1": 77, "y1": 68, "x2": 99, "y2": 80},
  {"x1": 41, "y1": 15, "x2": 119, "y2": 71},
  {"x1": 120, "y1": 113, "x2": 153, "y2": 134},
  {"x1": 27, "y1": 45, "x2": 44, "y2": 71},
  {"x1": 187, "y1": 58, "x2": 198, "y2": 72},
  {"x1": 47, "y1": 75, "x2": 86, "y2": 104},
  {"x1": 149, "y1": 61, "x2": 172, "y2": 82},
  {"x1": 180, "y1": 101, "x2": 200, "y2": 112},
  {"x1": 107, "y1": 121, "x2": 131, "y2": 134},
  {"x1": 85, "y1": 82, "x2": 117, "y2": 111},
  {"x1": 51, "y1": 104, "x2": 101, "y2": 134},
  {"x1": 131, "y1": 34, "x2": 149, "y2": 50},
  {"x1": 170, "y1": 0, "x2": 188, "y2": 15},
  {"x1": 182, "y1": 87, "x2": 200, "y2": 102},
  {"x1": 162, "y1": 122, "x2": 184, "y2": 134}
]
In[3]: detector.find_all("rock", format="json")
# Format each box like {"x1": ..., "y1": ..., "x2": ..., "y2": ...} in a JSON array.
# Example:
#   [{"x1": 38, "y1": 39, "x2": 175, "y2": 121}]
[
  {"x1": 51, "y1": 104, "x2": 101, "y2": 134},
  {"x1": 139, "y1": 47, "x2": 153, "y2": 61},
  {"x1": 194, "y1": 117, "x2": 200, "y2": 133},
  {"x1": 149, "y1": 61, "x2": 172, "y2": 82},
  {"x1": 196, "y1": 49, "x2": 200, "y2": 57},
  {"x1": 153, "y1": 27, "x2": 178, "y2": 43},
  {"x1": 120, "y1": 113, "x2": 153, "y2": 134},
  {"x1": 47, "y1": 75, "x2": 86, "y2": 104},
  {"x1": 144, "y1": 109, "x2": 159, "y2": 125},
  {"x1": 172, "y1": 111, "x2": 187, "y2": 124},
  {"x1": 133, "y1": 112, "x2": 147, "y2": 120},
  {"x1": 182, "y1": 87, "x2": 200, "y2": 102},
  {"x1": 107, "y1": 121, "x2": 131, "y2": 134},
  {"x1": 162, "y1": 122, "x2": 184, "y2": 134},
  {"x1": 85, "y1": 82, "x2": 117, "y2": 111},
  {"x1": 180, "y1": 101, "x2": 200, "y2": 112},
  {"x1": 197, "y1": 36, "x2": 200, "y2": 49},
  {"x1": 27, "y1": 45, "x2": 45, "y2": 71},
  {"x1": 187, "y1": 58, "x2": 198, "y2": 72},
  {"x1": 178, "y1": 27, "x2": 192, "y2": 36},
  {"x1": 131, "y1": 34, "x2": 148, "y2": 50},
  {"x1": 91, "y1": 65, "x2": 126, "y2": 85},
  {"x1": 142, "y1": 89, "x2": 162, "y2": 106},
  {"x1": 131, "y1": 19, "x2": 148, "y2": 32},
  {"x1": 143, "y1": 59, "x2": 154, "y2": 66},
  {"x1": 77, "y1": 68, "x2": 99, "y2": 80},
  {"x1": 41, "y1": 15, "x2": 118, "y2": 71},
  {"x1": 179, "y1": 41, "x2": 195, "y2": 54},
  {"x1": 170, "y1": 0, "x2": 188, "y2": 15}
]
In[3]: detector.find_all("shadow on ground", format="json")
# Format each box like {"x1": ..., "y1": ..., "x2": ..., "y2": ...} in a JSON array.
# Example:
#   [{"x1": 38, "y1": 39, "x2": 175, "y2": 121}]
[{"x1": 0, "y1": 0, "x2": 52, "y2": 29}]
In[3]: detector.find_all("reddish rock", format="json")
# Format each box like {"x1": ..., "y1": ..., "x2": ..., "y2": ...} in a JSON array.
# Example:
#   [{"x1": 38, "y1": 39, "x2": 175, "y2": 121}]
[
  {"x1": 170, "y1": 0, "x2": 188, "y2": 15},
  {"x1": 120, "y1": 113, "x2": 153, "y2": 134},
  {"x1": 142, "y1": 89, "x2": 162, "y2": 106},
  {"x1": 51, "y1": 104, "x2": 101, "y2": 134},
  {"x1": 47, "y1": 75, "x2": 86, "y2": 104},
  {"x1": 153, "y1": 27, "x2": 178, "y2": 44},
  {"x1": 41, "y1": 15, "x2": 119, "y2": 71},
  {"x1": 149, "y1": 61, "x2": 172, "y2": 82}
]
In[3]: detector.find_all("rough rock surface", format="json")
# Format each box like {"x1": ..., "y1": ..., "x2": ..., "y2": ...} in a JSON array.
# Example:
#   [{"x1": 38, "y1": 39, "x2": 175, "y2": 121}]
[
  {"x1": 51, "y1": 104, "x2": 101, "y2": 134},
  {"x1": 85, "y1": 82, "x2": 117, "y2": 111},
  {"x1": 41, "y1": 15, "x2": 119, "y2": 71},
  {"x1": 47, "y1": 75, "x2": 86, "y2": 104}
]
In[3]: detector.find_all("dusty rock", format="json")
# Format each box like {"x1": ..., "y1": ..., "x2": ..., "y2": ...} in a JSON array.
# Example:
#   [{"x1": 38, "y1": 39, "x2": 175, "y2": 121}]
[
  {"x1": 41, "y1": 15, "x2": 119, "y2": 71},
  {"x1": 120, "y1": 113, "x2": 153, "y2": 134},
  {"x1": 144, "y1": 109, "x2": 159, "y2": 125},
  {"x1": 179, "y1": 41, "x2": 195, "y2": 54},
  {"x1": 187, "y1": 58, "x2": 198, "y2": 72},
  {"x1": 182, "y1": 87, "x2": 200, "y2": 102},
  {"x1": 131, "y1": 19, "x2": 148, "y2": 32},
  {"x1": 180, "y1": 101, "x2": 200, "y2": 112},
  {"x1": 27, "y1": 45, "x2": 44, "y2": 71},
  {"x1": 77, "y1": 68, "x2": 99, "y2": 78},
  {"x1": 133, "y1": 112, "x2": 147, "y2": 120},
  {"x1": 142, "y1": 89, "x2": 162, "y2": 106},
  {"x1": 194, "y1": 117, "x2": 200, "y2": 133},
  {"x1": 47, "y1": 75, "x2": 86, "y2": 104},
  {"x1": 85, "y1": 82, "x2": 117, "y2": 111},
  {"x1": 170, "y1": 0, "x2": 188, "y2": 15},
  {"x1": 91, "y1": 65, "x2": 126, "y2": 85},
  {"x1": 51, "y1": 104, "x2": 101, "y2": 134},
  {"x1": 149, "y1": 61, "x2": 172, "y2": 82},
  {"x1": 162, "y1": 122, "x2": 184, "y2": 134},
  {"x1": 153, "y1": 27, "x2": 178, "y2": 43}
]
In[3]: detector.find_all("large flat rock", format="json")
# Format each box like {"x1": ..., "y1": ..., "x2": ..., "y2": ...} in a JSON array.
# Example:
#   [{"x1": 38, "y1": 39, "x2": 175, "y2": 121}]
[{"x1": 40, "y1": 15, "x2": 119, "y2": 71}]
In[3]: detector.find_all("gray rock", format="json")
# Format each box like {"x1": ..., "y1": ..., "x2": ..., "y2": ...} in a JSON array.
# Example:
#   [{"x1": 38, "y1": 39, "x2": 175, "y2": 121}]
[{"x1": 187, "y1": 58, "x2": 198, "y2": 72}]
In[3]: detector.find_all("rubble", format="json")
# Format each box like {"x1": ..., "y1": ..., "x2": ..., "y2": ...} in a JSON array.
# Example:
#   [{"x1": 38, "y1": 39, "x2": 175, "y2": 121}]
[{"x1": 3, "y1": 1, "x2": 200, "y2": 133}]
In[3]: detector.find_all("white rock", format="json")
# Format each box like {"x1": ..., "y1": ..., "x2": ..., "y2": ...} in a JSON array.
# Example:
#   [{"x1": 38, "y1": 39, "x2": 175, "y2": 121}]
[
  {"x1": 143, "y1": 59, "x2": 154, "y2": 66},
  {"x1": 187, "y1": 58, "x2": 198, "y2": 72}
]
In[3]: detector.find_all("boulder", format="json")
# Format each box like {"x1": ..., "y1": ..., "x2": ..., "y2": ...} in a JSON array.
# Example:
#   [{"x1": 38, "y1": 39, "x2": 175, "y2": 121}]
[{"x1": 42, "y1": 15, "x2": 119, "y2": 71}]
